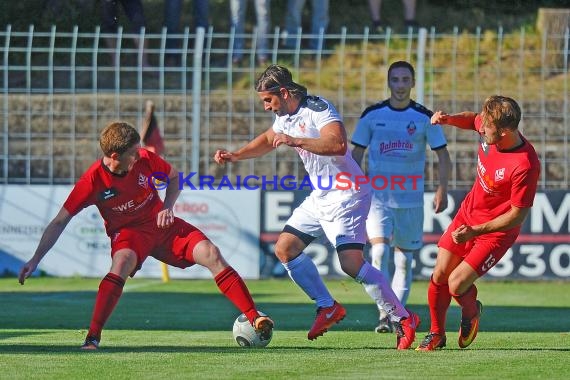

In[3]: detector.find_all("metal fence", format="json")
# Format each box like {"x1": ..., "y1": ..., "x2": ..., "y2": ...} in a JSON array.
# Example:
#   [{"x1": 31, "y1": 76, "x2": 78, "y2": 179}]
[{"x1": 1, "y1": 25, "x2": 568, "y2": 189}]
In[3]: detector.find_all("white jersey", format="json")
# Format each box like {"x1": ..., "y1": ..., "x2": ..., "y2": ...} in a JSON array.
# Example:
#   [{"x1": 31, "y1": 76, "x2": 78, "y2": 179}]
[
  {"x1": 351, "y1": 100, "x2": 447, "y2": 208},
  {"x1": 272, "y1": 96, "x2": 370, "y2": 204}
]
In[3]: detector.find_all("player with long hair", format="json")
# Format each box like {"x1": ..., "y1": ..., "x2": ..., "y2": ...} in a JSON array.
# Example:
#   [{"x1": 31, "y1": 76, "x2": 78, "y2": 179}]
[{"x1": 214, "y1": 64, "x2": 420, "y2": 349}]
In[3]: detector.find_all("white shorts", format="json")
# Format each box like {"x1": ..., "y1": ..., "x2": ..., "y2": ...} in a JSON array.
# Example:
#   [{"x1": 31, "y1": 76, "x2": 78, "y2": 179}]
[
  {"x1": 286, "y1": 191, "x2": 371, "y2": 249},
  {"x1": 366, "y1": 196, "x2": 424, "y2": 250}
]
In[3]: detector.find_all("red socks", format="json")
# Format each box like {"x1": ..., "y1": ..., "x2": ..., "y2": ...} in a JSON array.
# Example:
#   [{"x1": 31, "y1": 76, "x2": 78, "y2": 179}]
[
  {"x1": 87, "y1": 272, "x2": 125, "y2": 340},
  {"x1": 428, "y1": 277, "x2": 479, "y2": 335},
  {"x1": 427, "y1": 276, "x2": 451, "y2": 335},
  {"x1": 452, "y1": 284, "x2": 479, "y2": 319},
  {"x1": 215, "y1": 267, "x2": 258, "y2": 324},
  {"x1": 86, "y1": 268, "x2": 257, "y2": 341}
]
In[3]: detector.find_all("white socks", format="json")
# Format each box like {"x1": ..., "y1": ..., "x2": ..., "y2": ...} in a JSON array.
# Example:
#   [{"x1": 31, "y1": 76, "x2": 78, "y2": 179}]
[
  {"x1": 369, "y1": 243, "x2": 391, "y2": 278},
  {"x1": 365, "y1": 243, "x2": 391, "y2": 319},
  {"x1": 392, "y1": 250, "x2": 413, "y2": 305},
  {"x1": 357, "y1": 261, "x2": 408, "y2": 321},
  {"x1": 282, "y1": 252, "x2": 334, "y2": 308}
]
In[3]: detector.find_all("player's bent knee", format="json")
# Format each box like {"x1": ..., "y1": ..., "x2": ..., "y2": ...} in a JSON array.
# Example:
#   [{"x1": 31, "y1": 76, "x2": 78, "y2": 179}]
[
  {"x1": 431, "y1": 268, "x2": 449, "y2": 284},
  {"x1": 447, "y1": 274, "x2": 474, "y2": 295},
  {"x1": 274, "y1": 242, "x2": 296, "y2": 263},
  {"x1": 393, "y1": 251, "x2": 413, "y2": 269},
  {"x1": 110, "y1": 249, "x2": 138, "y2": 277},
  {"x1": 193, "y1": 241, "x2": 227, "y2": 268}
]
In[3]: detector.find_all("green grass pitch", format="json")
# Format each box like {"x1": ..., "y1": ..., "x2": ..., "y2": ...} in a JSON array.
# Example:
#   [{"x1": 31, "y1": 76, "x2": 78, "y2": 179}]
[{"x1": 1, "y1": 277, "x2": 569, "y2": 379}]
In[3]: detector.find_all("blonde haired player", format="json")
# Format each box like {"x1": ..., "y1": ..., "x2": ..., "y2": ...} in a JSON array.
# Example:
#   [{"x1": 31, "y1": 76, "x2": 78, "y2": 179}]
[
  {"x1": 417, "y1": 96, "x2": 540, "y2": 350},
  {"x1": 19, "y1": 121, "x2": 273, "y2": 349}
]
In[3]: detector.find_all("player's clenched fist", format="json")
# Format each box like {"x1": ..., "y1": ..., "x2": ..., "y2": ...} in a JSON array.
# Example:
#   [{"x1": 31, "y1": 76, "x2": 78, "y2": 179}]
[
  {"x1": 214, "y1": 149, "x2": 235, "y2": 165},
  {"x1": 431, "y1": 110, "x2": 448, "y2": 125},
  {"x1": 157, "y1": 208, "x2": 175, "y2": 229}
]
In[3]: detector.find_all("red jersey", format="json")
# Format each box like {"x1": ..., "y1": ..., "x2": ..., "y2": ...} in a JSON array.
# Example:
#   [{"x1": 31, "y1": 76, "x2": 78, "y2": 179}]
[
  {"x1": 459, "y1": 115, "x2": 540, "y2": 231},
  {"x1": 63, "y1": 148, "x2": 172, "y2": 235}
]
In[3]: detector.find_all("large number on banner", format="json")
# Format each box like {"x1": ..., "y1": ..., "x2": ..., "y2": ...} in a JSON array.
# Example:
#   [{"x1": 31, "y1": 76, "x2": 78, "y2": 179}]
[
  {"x1": 518, "y1": 245, "x2": 546, "y2": 277},
  {"x1": 550, "y1": 244, "x2": 570, "y2": 277}
]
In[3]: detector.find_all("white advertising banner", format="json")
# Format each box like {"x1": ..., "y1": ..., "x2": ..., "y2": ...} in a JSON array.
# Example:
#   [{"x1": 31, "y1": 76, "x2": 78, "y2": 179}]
[{"x1": 0, "y1": 186, "x2": 261, "y2": 279}]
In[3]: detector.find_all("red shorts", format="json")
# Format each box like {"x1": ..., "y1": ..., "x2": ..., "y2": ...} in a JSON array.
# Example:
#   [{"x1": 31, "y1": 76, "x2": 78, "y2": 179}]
[
  {"x1": 438, "y1": 211, "x2": 519, "y2": 276},
  {"x1": 110, "y1": 217, "x2": 209, "y2": 275}
]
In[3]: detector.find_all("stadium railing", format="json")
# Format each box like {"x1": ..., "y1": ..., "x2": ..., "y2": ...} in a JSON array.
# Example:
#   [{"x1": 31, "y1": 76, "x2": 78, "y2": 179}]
[{"x1": 0, "y1": 25, "x2": 568, "y2": 189}]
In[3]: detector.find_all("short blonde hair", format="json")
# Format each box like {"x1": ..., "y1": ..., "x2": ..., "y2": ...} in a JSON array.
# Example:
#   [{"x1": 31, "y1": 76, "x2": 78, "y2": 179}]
[{"x1": 99, "y1": 121, "x2": 140, "y2": 156}]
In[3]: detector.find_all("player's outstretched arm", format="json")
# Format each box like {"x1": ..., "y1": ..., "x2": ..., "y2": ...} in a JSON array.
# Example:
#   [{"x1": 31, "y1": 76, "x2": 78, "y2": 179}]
[
  {"x1": 214, "y1": 128, "x2": 276, "y2": 165},
  {"x1": 432, "y1": 111, "x2": 477, "y2": 130},
  {"x1": 274, "y1": 121, "x2": 347, "y2": 156},
  {"x1": 19, "y1": 207, "x2": 73, "y2": 285}
]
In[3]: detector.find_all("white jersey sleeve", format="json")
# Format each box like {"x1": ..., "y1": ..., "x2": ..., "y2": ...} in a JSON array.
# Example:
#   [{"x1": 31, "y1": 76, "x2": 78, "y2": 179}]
[
  {"x1": 309, "y1": 96, "x2": 343, "y2": 129},
  {"x1": 351, "y1": 116, "x2": 372, "y2": 148}
]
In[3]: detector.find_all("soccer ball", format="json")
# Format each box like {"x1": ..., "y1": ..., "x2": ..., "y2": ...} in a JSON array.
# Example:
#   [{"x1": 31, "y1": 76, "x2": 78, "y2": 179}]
[{"x1": 232, "y1": 312, "x2": 272, "y2": 348}]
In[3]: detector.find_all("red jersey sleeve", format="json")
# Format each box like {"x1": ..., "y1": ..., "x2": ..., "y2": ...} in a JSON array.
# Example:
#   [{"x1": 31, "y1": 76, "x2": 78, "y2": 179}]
[
  {"x1": 63, "y1": 174, "x2": 96, "y2": 216},
  {"x1": 473, "y1": 114, "x2": 483, "y2": 132}
]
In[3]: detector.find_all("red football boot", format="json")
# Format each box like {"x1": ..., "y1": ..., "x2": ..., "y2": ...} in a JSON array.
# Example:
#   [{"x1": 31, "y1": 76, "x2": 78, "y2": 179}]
[
  {"x1": 394, "y1": 310, "x2": 420, "y2": 350},
  {"x1": 416, "y1": 332, "x2": 447, "y2": 351},
  {"x1": 458, "y1": 300, "x2": 483, "y2": 348},
  {"x1": 307, "y1": 301, "x2": 346, "y2": 340}
]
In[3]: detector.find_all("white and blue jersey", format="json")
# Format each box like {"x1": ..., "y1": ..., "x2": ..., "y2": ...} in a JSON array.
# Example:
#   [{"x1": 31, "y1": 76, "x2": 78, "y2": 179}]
[{"x1": 351, "y1": 100, "x2": 447, "y2": 208}]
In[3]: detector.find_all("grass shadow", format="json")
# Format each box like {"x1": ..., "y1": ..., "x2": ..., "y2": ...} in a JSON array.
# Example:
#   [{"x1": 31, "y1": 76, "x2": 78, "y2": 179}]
[{"x1": 3, "y1": 291, "x2": 570, "y2": 333}]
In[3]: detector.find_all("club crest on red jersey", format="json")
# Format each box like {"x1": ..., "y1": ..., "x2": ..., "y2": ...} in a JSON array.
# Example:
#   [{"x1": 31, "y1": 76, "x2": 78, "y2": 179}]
[
  {"x1": 138, "y1": 173, "x2": 148, "y2": 189},
  {"x1": 495, "y1": 168, "x2": 505, "y2": 182}
]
